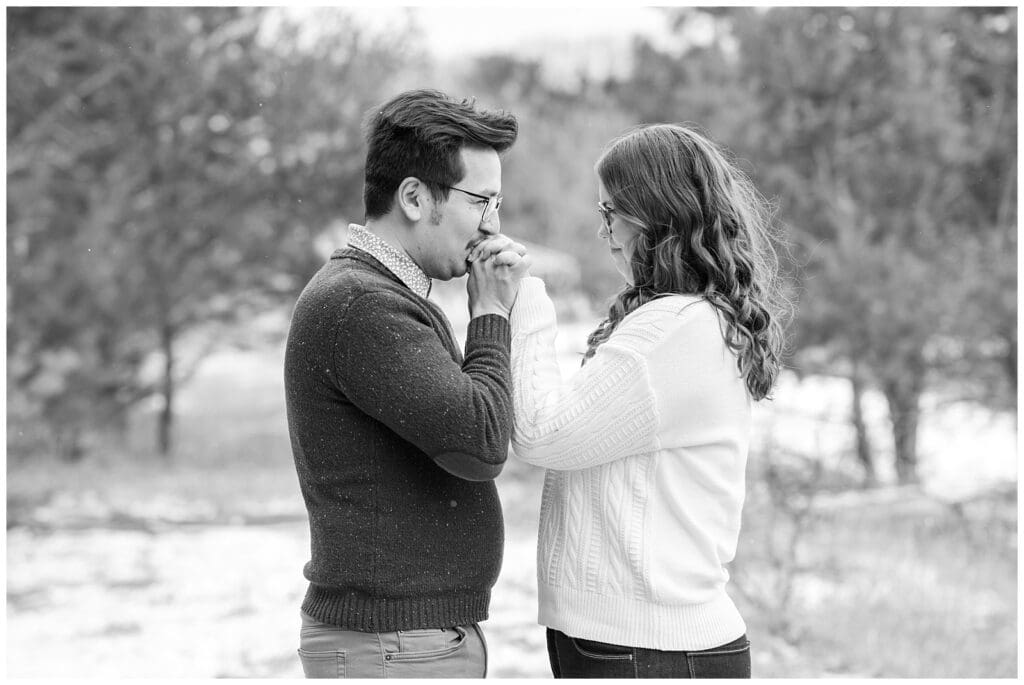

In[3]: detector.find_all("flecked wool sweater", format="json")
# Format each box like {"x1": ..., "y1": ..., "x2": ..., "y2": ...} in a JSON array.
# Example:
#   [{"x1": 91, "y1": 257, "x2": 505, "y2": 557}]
[
  {"x1": 284, "y1": 248, "x2": 512, "y2": 632},
  {"x1": 510, "y1": 277, "x2": 750, "y2": 651}
]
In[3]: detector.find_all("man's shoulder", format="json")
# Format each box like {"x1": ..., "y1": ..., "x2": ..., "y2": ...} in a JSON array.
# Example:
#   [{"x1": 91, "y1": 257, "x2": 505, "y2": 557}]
[
  {"x1": 298, "y1": 252, "x2": 439, "y2": 325},
  {"x1": 301, "y1": 251, "x2": 404, "y2": 301},
  {"x1": 322, "y1": 249, "x2": 397, "y2": 286}
]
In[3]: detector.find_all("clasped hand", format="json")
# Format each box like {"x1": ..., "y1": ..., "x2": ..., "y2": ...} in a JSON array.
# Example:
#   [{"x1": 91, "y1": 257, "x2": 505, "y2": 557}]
[{"x1": 466, "y1": 236, "x2": 531, "y2": 319}]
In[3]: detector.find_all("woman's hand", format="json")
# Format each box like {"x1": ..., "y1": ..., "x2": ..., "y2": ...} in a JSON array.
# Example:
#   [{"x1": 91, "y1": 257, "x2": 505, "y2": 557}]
[{"x1": 467, "y1": 236, "x2": 532, "y2": 319}]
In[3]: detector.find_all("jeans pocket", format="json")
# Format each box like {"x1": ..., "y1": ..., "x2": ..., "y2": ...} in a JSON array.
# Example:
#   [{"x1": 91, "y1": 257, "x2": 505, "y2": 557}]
[
  {"x1": 570, "y1": 636, "x2": 635, "y2": 661},
  {"x1": 297, "y1": 648, "x2": 345, "y2": 678},
  {"x1": 686, "y1": 638, "x2": 751, "y2": 678},
  {"x1": 397, "y1": 627, "x2": 449, "y2": 654},
  {"x1": 384, "y1": 626, "x2": 476, "y2": 678},
  {"x1": 389, "y1": 626, "x2": 467, "y2": 661}
]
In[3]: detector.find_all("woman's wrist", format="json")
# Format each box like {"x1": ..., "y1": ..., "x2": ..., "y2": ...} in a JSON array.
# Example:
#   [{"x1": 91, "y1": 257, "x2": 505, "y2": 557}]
[{"x1": 470, "y1": 305, "x2": 510, "y2": 320}]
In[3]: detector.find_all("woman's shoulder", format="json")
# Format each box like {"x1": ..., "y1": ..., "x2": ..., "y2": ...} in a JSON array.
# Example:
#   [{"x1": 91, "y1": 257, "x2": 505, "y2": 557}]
[
  {"x1": 609, "y1": 295, "x2": 721, "y2": 354},
  {"x1": 621, "y1": 293, "x2": 715, "y2": 327}
]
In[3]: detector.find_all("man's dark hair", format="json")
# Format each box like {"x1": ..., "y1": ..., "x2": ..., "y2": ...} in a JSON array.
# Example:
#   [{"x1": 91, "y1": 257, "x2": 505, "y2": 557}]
[{"x1": 362, "y1": 89, "x2": 518, "y2": 219}]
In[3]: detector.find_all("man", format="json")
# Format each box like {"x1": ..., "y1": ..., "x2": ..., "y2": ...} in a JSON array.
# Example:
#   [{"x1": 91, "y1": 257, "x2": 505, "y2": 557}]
[{"x1": 284, "y1": 89, "x2": 529, "y2": 678}]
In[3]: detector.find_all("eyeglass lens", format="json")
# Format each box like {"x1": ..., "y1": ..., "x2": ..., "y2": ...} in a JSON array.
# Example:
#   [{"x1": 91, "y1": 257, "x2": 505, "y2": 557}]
[{"x1": 483, "y1": 195, "x2": 501, "y2": 222}]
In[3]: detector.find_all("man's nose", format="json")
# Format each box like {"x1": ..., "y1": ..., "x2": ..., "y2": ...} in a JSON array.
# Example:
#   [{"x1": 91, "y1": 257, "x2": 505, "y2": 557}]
[{"x1": 479, "y1": 214, "x2": 500, "y2": 235}]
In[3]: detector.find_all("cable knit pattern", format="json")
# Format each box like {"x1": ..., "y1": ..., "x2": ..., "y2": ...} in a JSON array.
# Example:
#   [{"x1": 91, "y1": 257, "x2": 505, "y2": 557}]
[{"x1": 510, "y1": 276, "x2": 751, "y2": 651}]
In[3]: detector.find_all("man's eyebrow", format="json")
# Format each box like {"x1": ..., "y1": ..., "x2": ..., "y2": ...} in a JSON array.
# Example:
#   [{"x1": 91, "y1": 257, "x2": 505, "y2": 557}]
[{"x1": 468, "y1": 184, "x2": 500, "y2": 196}]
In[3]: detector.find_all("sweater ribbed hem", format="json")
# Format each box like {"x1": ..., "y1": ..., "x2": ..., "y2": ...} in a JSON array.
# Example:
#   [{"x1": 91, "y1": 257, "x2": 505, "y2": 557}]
[
  {"x1": 302, "y1": 585, "x2": 491, "y2": 632},
  {"x1": 537, "y1": 583, "x2": 746, "y2": 651},
  {"x1": 510, "y1": 277, "x2": 556, "y2": 335},
  {"x1": 467, "y1": 313, "x2": 511, "y2": 348}
]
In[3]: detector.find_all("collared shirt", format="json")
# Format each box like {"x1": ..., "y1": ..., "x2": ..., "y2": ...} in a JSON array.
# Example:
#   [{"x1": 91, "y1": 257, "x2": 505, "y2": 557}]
[{"x1": 346, "y1": 223, "x2": 431, "y2": 298}]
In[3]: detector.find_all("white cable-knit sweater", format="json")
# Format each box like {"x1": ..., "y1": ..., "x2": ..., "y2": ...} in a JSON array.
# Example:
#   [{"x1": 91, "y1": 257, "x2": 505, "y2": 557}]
[{"x1": 509, "y1": 277, "x2": 750, "y2": 651}]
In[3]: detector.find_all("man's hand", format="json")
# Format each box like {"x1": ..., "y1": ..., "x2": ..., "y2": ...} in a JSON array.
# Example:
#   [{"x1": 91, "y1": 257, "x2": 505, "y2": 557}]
[
  {"x1": 467, "y1": 236, "x2": 527, "y2": 265},
  {"x1": 467, "y1": 236, "x2": 532, "y2": 319}
]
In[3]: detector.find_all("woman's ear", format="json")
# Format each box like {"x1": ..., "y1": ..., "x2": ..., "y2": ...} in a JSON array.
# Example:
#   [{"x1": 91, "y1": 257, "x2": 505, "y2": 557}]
[{"x1": 396, "y1": 177, "x2": 426, "y2": 222}]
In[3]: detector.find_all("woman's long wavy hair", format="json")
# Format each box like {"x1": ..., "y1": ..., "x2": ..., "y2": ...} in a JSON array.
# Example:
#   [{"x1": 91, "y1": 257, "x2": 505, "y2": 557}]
[{"x1": 584, "y1": 124, "x2": 788, "y2": 401}]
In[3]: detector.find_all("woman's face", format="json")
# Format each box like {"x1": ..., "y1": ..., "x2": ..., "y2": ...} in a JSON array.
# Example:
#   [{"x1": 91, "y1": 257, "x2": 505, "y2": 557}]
[{"x1": 597, "y1": 180, "x2": 642, "y2": 285}]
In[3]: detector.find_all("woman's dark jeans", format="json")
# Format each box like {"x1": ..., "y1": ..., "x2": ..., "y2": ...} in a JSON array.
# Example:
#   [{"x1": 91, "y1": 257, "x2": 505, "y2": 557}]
[{"x1": 546, "y1": 628, "x2": 751, "y2": 678}]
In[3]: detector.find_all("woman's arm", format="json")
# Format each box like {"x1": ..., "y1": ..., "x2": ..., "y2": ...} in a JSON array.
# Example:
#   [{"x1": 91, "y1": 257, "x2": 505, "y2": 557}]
[{"x1": 508, "y1": 277, "x2": 661, "y2": 471}]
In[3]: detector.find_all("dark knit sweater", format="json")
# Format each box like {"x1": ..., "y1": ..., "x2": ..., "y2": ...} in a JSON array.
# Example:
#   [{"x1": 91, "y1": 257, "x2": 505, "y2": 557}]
[{"x1": 284, "y1": 248, "x2": 511, "y2": 632}]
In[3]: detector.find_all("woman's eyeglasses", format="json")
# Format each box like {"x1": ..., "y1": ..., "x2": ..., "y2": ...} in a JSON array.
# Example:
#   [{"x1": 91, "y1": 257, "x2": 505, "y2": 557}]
[
  {"x1": 597, "y1": 201, "x2": 616, "y2": 232},
  {"x1": 598, "y1": 201, "x2": 645, "y2": 235}
]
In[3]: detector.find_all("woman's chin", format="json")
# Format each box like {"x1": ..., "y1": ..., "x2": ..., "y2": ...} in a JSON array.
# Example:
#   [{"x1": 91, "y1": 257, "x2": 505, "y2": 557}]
[{"x1": 609, "y1": 254, "x2": 631, "y2": 284}]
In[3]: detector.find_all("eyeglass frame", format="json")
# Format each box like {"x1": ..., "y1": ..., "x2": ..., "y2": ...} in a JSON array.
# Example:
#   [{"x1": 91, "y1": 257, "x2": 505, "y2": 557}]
[
  {"x1": 597, "y1": 201, "x2": 618, "y2": 233},
  {"x1": 597, "y1": 200, "x2": 645, "y2": 236},
  {"x1": 439, "y1": 184, "x2": 503, "y2": 225}
]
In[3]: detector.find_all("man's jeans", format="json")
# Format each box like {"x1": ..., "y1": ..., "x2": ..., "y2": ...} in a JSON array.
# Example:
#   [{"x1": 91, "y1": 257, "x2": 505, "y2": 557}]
[
  {"x1": 546, "y1": 628, "x2": 751, "y2": 678},
  {"x1": 297, "y1": 610, "x2": 487, "y2": 678}
]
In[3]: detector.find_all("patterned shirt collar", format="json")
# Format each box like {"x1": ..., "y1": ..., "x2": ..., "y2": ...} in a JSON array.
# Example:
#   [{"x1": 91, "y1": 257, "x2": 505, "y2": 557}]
[{"x1": 346, "y1": 224, "x2": 431, "y2": 298}]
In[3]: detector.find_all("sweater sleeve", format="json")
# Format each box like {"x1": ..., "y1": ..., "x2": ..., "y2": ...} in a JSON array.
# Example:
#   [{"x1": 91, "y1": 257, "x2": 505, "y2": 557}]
[
  {"x1": 508, "y1": 277, "x2": 660, "y2": 471},
  {"x1": 333, "y1": 290, "x2": 512, "y2": 481}
]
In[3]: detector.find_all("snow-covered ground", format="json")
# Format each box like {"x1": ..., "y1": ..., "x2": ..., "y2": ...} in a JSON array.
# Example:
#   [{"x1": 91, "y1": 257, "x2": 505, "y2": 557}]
[
  {"x1": 7, "y1": 315, "x2": 1016, "y2": 678},
  {"x1": 6, "y1": 476, "x2": 551, "y2": 678},
  {"x1": 8, "y1": 524, "x2": 311, "y2": 678}
]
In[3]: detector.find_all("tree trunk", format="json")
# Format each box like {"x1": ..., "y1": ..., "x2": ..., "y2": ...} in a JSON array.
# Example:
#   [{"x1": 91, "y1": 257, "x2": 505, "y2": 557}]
[
  {"x1": 849, "y1": 362, "x2": 877, "y2": 488},
  {"x1": 56, "y1": 426, "x2": 85, "y2": 463},
  {"x1": 157, "y1": 321, "x2": 176, "y2": 457},
  {"x1": 883, "y1": 377, "x2": 922, "y2": 485},
  {"x1": 1003, "y1": 329, "x2": 1017, "y2": 395}
]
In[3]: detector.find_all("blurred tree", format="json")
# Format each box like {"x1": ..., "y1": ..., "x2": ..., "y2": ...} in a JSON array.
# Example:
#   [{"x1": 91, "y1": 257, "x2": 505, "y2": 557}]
[
  {"x1": 607, "y1": 7, "x2": 751, "y2": 143},
  {"x1": 733, "y1": 7, "x2": 1015, "y2": 484},
  {"x1": 616, "y1": 7, "x2": 1015, "y2": 484},
  {"x1": 941, "y1": 8, "x2": 1017, "y2": 408},
  {"x1": 7, "y1": 7, "x2": 414, "y2": 458}
]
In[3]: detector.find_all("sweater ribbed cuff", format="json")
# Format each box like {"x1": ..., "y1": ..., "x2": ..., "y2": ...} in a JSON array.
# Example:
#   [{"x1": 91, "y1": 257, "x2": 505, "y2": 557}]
[
  {"x1": 302, "y1": 585, "x2": 491, "y2": 632},
  {"x1": 510, "y1": 277, "x2": 556, "y2": 335},
  {"x1": 467, "y1": 313, "x2": 511, "y2": 349}
]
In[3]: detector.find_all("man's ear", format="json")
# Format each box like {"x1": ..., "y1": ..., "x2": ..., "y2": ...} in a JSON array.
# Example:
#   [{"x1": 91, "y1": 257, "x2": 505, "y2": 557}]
[{"x1": 397, "y1": 177, "x2": 427, "y2": 222}]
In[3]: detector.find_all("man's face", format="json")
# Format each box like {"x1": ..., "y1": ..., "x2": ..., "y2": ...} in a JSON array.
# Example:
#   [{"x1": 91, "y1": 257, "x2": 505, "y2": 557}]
[{"x1": 419, "y1": 147, "x2": 502, "y2": 280}]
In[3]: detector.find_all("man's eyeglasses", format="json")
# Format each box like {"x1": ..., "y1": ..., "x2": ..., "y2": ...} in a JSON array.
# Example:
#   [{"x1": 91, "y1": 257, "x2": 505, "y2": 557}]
[{"x1": 443, "y1": 185, "x2": 502, "y2": 224}]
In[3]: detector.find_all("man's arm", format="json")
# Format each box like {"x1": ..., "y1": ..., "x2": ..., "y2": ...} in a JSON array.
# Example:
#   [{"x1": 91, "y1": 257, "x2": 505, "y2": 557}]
[{"x1": 333, "y1": 290, "x2": 512, "y2": 481}]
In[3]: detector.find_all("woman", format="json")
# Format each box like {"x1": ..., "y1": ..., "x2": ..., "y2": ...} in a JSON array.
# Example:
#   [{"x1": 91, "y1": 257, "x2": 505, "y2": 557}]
[{"x1": 507, "y1": 124, "x2": 786, "y2": 678}]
